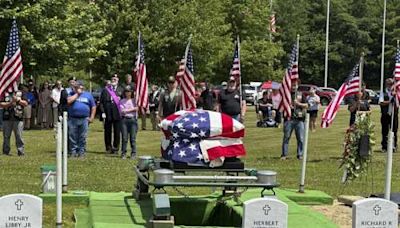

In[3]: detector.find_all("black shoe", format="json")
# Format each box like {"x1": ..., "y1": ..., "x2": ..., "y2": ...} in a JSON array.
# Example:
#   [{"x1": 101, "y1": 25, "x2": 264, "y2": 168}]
[
  {"x1": 18, "y1": 153, "x2": 25, "y2": 157},
  {"x1": 3, "y1": 152, "x2": 11, "y2": 156},
  {"x1": 297, "y1": 155, "x2": 303, "y2": 160}
]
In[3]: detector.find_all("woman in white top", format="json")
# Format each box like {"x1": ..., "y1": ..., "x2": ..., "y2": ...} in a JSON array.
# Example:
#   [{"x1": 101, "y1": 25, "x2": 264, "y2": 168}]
[{"x1": 306, "y1": 88, "x2": 320, "y2": 132}]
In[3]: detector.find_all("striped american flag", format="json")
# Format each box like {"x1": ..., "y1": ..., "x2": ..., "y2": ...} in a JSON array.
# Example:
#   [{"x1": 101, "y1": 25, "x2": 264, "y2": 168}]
[
  {"x1": 269, "y1": 13, "x2": 276, "y2": 33},
  {"x1": 176, "y1": 40, "x2": 196, "y2": 110},
  {"x1": 279, "y1": 44, "x2": 299, "y2": 119},
  {"x1": 230, "y1": 40, "x2": 240, "y2": 84},
  {"x1": 321, "y1": 64, "x2": 360, "y2": 128},
  {"x1": 0, "y1": 20, "x2": 23, "y2": 98},
  {"x1": 394, "y1": 47, "x2": 400, "y2": 104},
  {"x1": 135, "y1": 32, "x2": 149, "y2": 111}
]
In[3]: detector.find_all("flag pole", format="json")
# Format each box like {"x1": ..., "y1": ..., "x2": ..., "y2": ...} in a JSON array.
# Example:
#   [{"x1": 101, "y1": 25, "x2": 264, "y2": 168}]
[
  {"x1": 237, "y1": 35, "x2": 243, "y2": 112},
  {"x1": 324, "y1": 0, "x2": 330, "y2": 88},
  {"x1": 359, "y1": 52, "x2": 364, "y2": 92},
  {"x1": 269, "y1": 0, "x2": 273, "y2": 42},
  {"x1": 379, "y1": 0, "x2": 387, "y2": 103},
  {"x1": 384, "y1": 40, "x2": 399, "y2": 200}
]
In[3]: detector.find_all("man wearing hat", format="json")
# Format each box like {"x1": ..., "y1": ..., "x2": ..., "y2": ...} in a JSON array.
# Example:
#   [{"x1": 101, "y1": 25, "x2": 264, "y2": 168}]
[
  {"x1": 67, "y1": 80, "x2": 96, "y2": 157},
  {"x1": 59, "y1": 76, "x2": 76, "y2": 116},
  {"x1": 216, "y1": 76, "x2": 246, "y2": 122},
  {"x1": 157, "y1": 76, "x2": 181, "y2": 119},
  {"x1": 100, "y1": 74, "x2": 123, "y2": 154}
]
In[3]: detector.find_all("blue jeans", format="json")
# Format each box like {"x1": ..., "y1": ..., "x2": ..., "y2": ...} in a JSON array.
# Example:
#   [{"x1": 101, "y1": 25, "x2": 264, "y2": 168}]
[
  {"x1": 68, "y1": 117, "x2": 88, "y2": 156},
  {"x1": 121, "y1": 117, "x2": 138, "y2": 156},
  {"x1": 282, "y1": 119, "x2": 304, "y2": 157}
]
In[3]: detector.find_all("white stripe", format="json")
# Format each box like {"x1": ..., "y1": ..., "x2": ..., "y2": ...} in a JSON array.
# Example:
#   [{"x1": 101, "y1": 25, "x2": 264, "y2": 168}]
[
  {"x1": 199, "y1": 138, "x2": 243, "y2": 162},
  {"x1": 208, "y1": 111, "x2": 222, "y2": 137}
]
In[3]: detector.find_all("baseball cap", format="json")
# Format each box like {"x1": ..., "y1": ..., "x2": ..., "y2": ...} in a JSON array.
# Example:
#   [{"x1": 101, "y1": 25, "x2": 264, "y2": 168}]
[
  {"x1": 124, "y1": 85, "x2": 133, "y2": 92},
  {"x1": 75, "y1": 80, "x2": 84, "y2": 87},
  {"x1": 68, "y1": 76, "x2": 76, "y2": 82},
  {"x1": 229, "y1": 76, "x2": 236, "y2": 82},
  {"x1": 221, "y1": 81, "x2": 227, "y2": 86}
]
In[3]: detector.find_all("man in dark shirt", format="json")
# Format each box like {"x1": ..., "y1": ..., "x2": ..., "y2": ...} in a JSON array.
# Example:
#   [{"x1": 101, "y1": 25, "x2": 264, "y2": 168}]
[
  {"x1": 0, "y1": 90, "x2": 28, "y2": 156},
  {"x1": 158, "y1": 76, "x2": 181, "y2": 119},
  {"x1": 281, "y1": 80, "x2": 308, "y2": 160},
  {"x1": 148, "y1": 85, "x2": 160, "y2": 130},
  {"x1": 100, "y1": 74, "x2": 123, "y2": 154},
  {"x1": 217, "y1": 77, "x2": 246, "y2": 122},
  {"x1": 200, "y1": 83, "x2": 215, "y2": 111},
  {"x1": 257, "y1": 90, "x2": 273, "y2": 122},
  {"x1": 379, "y1": 78, "x2": 398, "y2": 152},
  {"x1": 348, "y1": 90, "x2": 370, "y2": 126}
]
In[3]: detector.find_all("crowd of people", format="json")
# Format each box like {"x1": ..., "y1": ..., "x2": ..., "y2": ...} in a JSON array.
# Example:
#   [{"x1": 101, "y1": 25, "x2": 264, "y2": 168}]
[{"x1": 0, "y1": 73, "x2": 397, "y2": 162}]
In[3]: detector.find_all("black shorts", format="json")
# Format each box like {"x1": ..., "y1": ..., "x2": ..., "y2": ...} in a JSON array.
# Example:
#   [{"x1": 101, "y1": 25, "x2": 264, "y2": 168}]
[{"x1": 308, "y1": 110, "x2": 318, "y2": 118}]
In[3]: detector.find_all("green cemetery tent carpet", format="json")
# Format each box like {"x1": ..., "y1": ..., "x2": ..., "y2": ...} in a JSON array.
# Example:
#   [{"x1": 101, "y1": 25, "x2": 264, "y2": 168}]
[{"x1": 74, "y1": 189, "x2": 337, "y2": 228}]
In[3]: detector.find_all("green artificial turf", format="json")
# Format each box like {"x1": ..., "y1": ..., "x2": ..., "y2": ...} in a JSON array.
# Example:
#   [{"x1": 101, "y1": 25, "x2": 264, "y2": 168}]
[
  {"x1": 0, "y1": 106, "x2": 396, "y2": 227},
  {"x1": 74, "y1": 189, "x2": 337, "y2": 228}
]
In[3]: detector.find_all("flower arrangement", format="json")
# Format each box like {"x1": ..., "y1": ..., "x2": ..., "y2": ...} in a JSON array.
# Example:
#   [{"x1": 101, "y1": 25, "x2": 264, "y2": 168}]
[{"x1": 340, "y1": 112, "x2": 375, "y2": 183}]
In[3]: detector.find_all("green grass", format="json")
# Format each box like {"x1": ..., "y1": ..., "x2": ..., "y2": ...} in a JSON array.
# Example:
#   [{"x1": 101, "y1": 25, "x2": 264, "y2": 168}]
[{"x1": 0, "y1": 105, "x2": 398, "y2": 227}]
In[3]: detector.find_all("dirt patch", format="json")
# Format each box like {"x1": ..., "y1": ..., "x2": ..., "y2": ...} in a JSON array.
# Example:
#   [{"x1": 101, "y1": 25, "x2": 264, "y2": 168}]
[{"x1": 310, "y1": 200, "x2": 352, "y2": 228}]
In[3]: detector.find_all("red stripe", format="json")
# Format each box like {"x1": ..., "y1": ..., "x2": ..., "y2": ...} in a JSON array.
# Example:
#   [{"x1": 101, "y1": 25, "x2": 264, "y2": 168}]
[
  {"x1": 221, "y1": 113, "x2": 232, "y2": 135},
  {"x1": 207, "y1": 144, "x2": 246, "y2": 161}
]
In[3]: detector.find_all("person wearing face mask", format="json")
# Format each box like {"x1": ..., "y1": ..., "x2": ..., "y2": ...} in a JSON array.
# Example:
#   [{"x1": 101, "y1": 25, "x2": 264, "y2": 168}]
[
  {"x1": 100, "y1": 74, "x2": 123, "y2": 154},
  {"x1": 216, "y1": 76, "x2": 246, "y2": 122}
]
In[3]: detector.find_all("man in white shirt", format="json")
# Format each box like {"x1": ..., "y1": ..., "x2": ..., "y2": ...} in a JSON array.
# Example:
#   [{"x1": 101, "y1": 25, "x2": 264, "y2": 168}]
[{"x1": 51, "y1": 80, "x2": 63, "y2": 127}]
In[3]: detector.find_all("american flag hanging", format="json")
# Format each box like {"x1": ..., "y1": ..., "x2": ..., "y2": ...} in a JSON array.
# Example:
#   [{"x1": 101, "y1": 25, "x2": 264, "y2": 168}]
[
  {"x1": 230, "y1": 40, "x2": 240, "y2": 84},
  {"x1": 269, "y1": 13, "x2": 276, "y2": 33},
  {"x1": 135, "y1": 32, "x2": 149, "y2": 112},
  {"x1": 321, "y1": 64, "x2": 360, "y2": 128},
  {"x1": 176, "y1": 39, "x2": 196, "y2": 110},
  {"x1": 279, "y1": 43, "x2": 299, "y2": 119},
  {"x1": 394, "y1": 47, "x2": 400, "y2": 104},
  {"x1": 0, "y1": 20, "x2": 23, "y2": 98}
]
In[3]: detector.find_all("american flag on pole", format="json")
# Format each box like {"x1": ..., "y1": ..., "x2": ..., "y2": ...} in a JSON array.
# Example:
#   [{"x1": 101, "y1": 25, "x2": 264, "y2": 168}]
[
  {"x1": 230, "y1": 40, "x2": 240, "y2": 84},
  {"x1": 394, "y1": 47, "x2": 400, "y2": 104},
  {"x1": 269, "y1": 13, "x2": 276, "y2": 33},
  {"x1": 0, "y1": 20, "x2": 23, "y2": 98},
  {"x1": 176, "y1": 38, "x2": 196, "y2": 110},
  {"x1": 160, "y1": 110, "x2": 245, "y2": 166},
  {"x1": 321, "y1": 64, "x2": 360, "y2": 128},
  {"x1": 279, "y1": 44, "x2": 299, "y2": 119},
  {"x1": 135, "y1": 32, "x2": 149, "y2": 111}
]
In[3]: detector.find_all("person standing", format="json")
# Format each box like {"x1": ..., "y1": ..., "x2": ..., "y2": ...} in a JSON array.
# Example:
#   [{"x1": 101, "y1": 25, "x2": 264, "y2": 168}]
[
  {"x1": 38, "y1": 81, "x2": 52, "y2": 129},
  {"x1": 306, "y1": 88, "x2": 320, "y2": 132},
  {"x1": 0, "y1": 89, "x2": 28, "y2": 156},
  {"x1": 158, "y1": 76, "x2": 181, "y2": 119},
  {"x1": 21, "y1": 85, "x2": 33, "y2": 130},
  {"x1": 380, "y1": 78, "x2": 398, "y2": 152},
  {"x1": 348, "y1": 90, "x2": 370, "y2": 126},
  {"x1": 216, "y1": 76, "x2": 246, "y2": 122},
  {"x1": 27, "y1": 80, "x2": 38, "y2": 128},
  {"x1": 67, "y1": 81, "x2": 96, "y2": 157},
  {"x1": 281, "y1": 80, "x2": 308, "y2": 160},
  {"x1": 200, "y1": 83, "x2": 215, "y2": 111},
  {"x1": 51, "y1": 80, "x2": 63, "y2": 127},
  {"x1": 148, "y1": 85, "x2": 160, "y2": 131},
  {"x1": 100, "y1": 74, "x2": 123, "y2": 154},
  {"x1": 119, "y1": 85, "x2": 138, "y2": 159}
]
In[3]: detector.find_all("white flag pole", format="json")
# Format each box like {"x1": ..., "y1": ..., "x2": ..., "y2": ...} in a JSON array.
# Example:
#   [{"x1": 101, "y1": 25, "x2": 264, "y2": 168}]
[
  {"x1": 299, "y1": 113, "x2": 310, "y2": 193},
  {"x1": 56, "y1": 122, "x2": 63, "y2": 228},
  {"x1": 324, "y1": 0, "x2": 330, "y2": 88},
  {"x1": 237, "y1": 36, "x2": 243, "y2": 112},
  {"x1": 359, "y1": 53, "x2": 365, "y2": 92},
  {"x1": 62, "y1": 112, "x2": 68, "y2": 193},
  {"x1": 269, "y1": 0, "x2": 273, "y2": 42},
  {"x1": 379, "y1": 0, "x2": 387, "y2": 103}
]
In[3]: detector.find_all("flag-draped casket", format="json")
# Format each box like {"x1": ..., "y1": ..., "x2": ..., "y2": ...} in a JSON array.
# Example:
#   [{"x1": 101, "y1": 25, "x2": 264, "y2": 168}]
[{"x1": 160, "y1": 110, "x2": 246, "y2": 167}]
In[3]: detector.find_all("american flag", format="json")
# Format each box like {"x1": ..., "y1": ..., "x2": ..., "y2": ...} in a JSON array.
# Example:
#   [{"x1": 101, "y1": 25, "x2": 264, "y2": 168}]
[
  {"x1": 0, "y1": 20, "x2": 23, "y2": 98},
  {"x1": 394, "y1": 47, "x2": 400, "y2": 104},
  {"x1": 279, "y1": 44, "x2": 299, "y2": 119},
  {"x1": 176, "y1": 40, "x2": 196, "y2": 110},
  {"x1": 321, "y1": 64, "x2": 360, "y2": 128},
  {"x1": 269, "y1": 13, "x2": 276, "y2": 33},
  {"x1": 230, "y1": 40, "x2": 240, "y2": 84},
  {"x1": 135, "y1": 32, "x2": 149, "y2": 112},
  {"x1": 160, "y1": 110, "x2": 245, "y2": 166}
]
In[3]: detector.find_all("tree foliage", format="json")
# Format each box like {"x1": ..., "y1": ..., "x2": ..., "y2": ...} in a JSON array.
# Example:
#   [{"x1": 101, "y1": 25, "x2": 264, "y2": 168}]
[{"x1": 0, "y1": 0, "x2": 399, "y2": 88}]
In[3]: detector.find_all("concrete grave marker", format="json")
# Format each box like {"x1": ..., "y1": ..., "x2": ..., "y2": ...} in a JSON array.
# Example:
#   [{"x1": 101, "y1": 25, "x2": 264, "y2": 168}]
[
  {"x1": 0, "y1": 194, "x2": 42, "y2": 228},
  {"x1": 243, "y1": 197, "x2": 288, "y2": 228},
  {"x1": 353, "y1": 198, "x2": 398, "y2": 228}
]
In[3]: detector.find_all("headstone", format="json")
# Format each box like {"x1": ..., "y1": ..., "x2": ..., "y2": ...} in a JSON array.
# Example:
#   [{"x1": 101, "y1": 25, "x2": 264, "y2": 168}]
[
  {"x1": 0, "y1": 194, "x2": 43, "y2": 228},
  {"x1": 353, "y1": 198, "x2": 398, "y2": 228},
  {"x1": 242, "y1": 197, "x2": 288, "y2": 228}
]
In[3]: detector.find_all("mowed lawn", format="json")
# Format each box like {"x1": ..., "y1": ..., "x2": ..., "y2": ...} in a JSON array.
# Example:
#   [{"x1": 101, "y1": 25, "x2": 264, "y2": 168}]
[{"x1": 1, "y1": 105, "x2": 400, "y2": 227}]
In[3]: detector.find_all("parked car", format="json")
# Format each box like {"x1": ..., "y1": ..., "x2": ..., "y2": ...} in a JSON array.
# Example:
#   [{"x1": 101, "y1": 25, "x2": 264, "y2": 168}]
[
  {"x1": 242, "y1": 84, "x2": 258, "y2": 105},
  {"x1": 365, "y1": 89, "x2": 379, "y2": 104},
  {"x1": 319, "y1": 87, "x2": 337, "y2": 94},
  {"x1": 297, "y1": 84, "x2": 336, "y2": 106}
]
